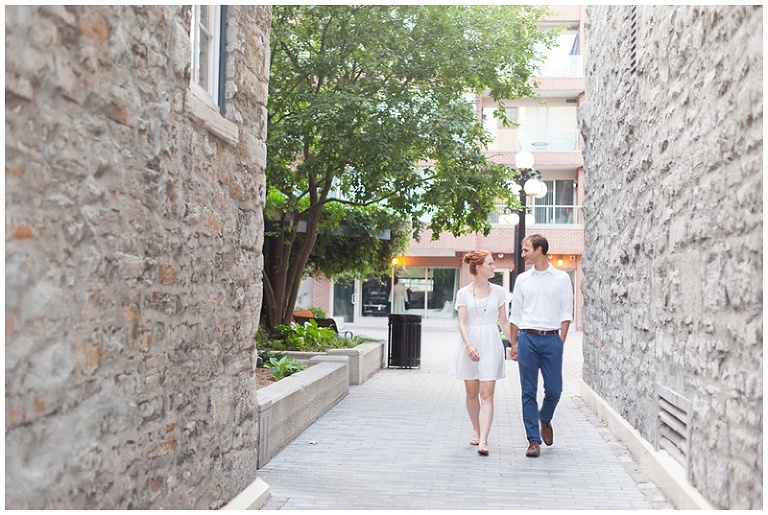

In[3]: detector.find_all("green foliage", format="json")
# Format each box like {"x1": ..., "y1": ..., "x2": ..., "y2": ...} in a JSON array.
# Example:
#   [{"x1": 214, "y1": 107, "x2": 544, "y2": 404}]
[
  {"x1": 254, "y1": 325, "x2": 274, "y2": 349},
  {"x1": 258, "y1": 349, "x2": 285, "y2": 363},
  {"x1": 262, "y1": 5, "x2": 559, "y2": 327},
  {"x1": 267, "y1": 355, "x2": 307, "y2": 381},
  {"x1": 336, "y1": 333, "x2": 380, "y2": 347},
  {"x1": 306, "y1": 305, "x2": 327, "y2": 318},
  {"x1": 257, "y1": 319, "x2": 380, "y2": 352},
  {"x1": 306, "y1": 203, "x2": 412, "y2": 280}
]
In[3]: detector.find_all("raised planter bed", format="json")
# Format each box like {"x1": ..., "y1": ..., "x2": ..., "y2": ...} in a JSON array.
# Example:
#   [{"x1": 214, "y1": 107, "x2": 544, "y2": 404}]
[
  {"x1": 256, "y1": 359, "x2": 349, "y2": 468},
  {"x1": 254, "y1": 340, "x2": 385, "y2": 470},
  {"x1": 280, "y1": 340, "x2": 386, "y2": 386}
]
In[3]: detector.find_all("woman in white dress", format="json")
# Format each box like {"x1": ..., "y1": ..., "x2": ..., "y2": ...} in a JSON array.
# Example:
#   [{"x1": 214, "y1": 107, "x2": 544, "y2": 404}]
[
  {"x1": 452, "y1": 250, "x2": 513, "y2": 456},
  {"x1": 389, "y1": 276, "x2": 407, "y2": 314}
]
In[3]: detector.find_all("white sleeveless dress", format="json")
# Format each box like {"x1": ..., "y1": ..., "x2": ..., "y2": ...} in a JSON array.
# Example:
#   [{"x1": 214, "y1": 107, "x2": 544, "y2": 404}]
[{"x1": 451, "y1": 283, "x2": 506, "y2": 381}]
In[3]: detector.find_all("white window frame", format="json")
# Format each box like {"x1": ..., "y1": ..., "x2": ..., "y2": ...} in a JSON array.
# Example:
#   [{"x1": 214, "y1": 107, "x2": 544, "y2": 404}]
[
  {"x1": 531, "y1": 179, "x2": 578, "y2": 225},
  {"x1": 190, "y1": 5, "x2": 222, "y2": 111},
  {"x1": 482, "y1": 106, "x2": 517, "y2": 131}
]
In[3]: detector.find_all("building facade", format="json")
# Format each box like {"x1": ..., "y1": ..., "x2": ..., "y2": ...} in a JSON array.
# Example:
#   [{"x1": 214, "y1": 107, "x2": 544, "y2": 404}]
[
  {"x1": 5, "y1": 5, "x2": 270, "y2": 509},
  {"x1": 580, "y1": 5, "x2": 762, "y2": 509},
  {"x1": 301, "y1": 5, "x2": 587, "y2": 331}
]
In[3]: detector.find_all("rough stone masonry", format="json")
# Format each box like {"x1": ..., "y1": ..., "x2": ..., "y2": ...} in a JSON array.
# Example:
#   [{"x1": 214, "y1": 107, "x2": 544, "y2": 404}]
[
  {"x1": 580, "y1": 5, "x2": 762, "y2": 509},
  {"x1": 5, "y1": 6, "x2": 270, "y2": 509}
]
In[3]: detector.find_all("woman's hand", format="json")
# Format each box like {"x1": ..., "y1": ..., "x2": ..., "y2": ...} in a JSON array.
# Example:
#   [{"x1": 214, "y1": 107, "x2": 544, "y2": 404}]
[{"x1": 467, "y1": 345, "x2": 480, "y2": 361}]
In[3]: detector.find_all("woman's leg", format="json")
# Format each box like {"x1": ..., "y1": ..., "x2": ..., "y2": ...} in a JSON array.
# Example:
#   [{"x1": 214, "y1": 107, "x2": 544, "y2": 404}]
[
  {"x1": 464, "y1": 379, "x2": 480, "y2": 442},
  {"x1": 478, "y1": 380, "x2": 496, "y2": 449}
]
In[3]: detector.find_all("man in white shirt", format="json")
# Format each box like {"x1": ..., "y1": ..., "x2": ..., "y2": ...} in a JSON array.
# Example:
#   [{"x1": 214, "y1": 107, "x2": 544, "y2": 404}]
[{"x1": 508, "y1": 234, "x2": 573, "y2": 458}]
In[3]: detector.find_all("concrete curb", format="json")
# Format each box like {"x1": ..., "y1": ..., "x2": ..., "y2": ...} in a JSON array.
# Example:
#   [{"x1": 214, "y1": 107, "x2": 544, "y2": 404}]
[
  {"x1": 580, "y1": 381, "x2": 714, "y2": 509},
  {"x1": 221, "y1": 477, "x2": 270, "y2": 510}
]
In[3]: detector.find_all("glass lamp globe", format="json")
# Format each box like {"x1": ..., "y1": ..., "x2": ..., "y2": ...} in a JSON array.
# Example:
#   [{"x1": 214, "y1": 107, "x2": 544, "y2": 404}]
[
  {"x1": 534, "y1": 181, "x2": 548, "y2": 199},
  {"x1": 524, "y1": 178, "x2": 542, "y2": 197},
  {"x1": 515, "y1": 151, "x2": 535, "y2": 170},
  {"x1": 525, "y1": 213, "x2": 535, "y2": 225},
  {"x1": 510, "y1": 212, "x2": 520, "y2": 225}
]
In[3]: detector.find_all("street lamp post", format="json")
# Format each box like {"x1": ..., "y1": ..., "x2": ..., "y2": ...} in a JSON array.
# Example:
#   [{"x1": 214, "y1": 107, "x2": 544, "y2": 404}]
[{"x1": 509, "y1": 151, "x2": 546, "y2": 287}]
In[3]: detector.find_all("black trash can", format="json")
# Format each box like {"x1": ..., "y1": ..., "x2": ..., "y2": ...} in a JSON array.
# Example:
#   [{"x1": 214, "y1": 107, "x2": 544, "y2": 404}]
[{"x1": 388, "y1": 314, "x2": 422, "y2": 368}]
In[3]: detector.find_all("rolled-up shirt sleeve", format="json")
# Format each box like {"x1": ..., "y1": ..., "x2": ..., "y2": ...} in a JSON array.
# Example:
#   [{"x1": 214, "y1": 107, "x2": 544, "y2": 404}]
[
  {"x1": 509, "y1": 276, "x2": 525, "y2": 327},
  {"x1": 559, "y1": 274, "x2": 574, "y2": 323}
]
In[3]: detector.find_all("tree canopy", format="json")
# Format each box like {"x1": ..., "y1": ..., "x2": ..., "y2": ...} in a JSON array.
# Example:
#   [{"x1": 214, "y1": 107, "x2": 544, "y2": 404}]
[{"x1": 262, "y1": 5, "x2": 557, "y2": 328}]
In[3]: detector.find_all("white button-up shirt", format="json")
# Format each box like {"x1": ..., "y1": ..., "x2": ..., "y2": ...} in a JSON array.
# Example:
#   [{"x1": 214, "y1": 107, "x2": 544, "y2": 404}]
[{"x1": 509, "y1": 264, "x2": 573, "y2": 331}]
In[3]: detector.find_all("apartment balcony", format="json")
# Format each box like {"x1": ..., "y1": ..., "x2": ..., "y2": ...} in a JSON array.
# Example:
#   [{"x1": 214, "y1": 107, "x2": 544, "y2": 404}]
[
  {"x1": 486, "y1": 128, "x2": 579, "y2": 152},
  {"x1": 519, "y1": 129, "x2": 580, "y2": 152},
  {"x1": 483, "y1": 129, "x2": 584, "y2": 172},
  {"x1": 406, "y1": 205, "x2": 584, "y2": 257},
  {"x1": 489, "y1": 204, "x2": 584, "y2": 227},
  {"x1": 537, "y1": 55, "x2": 584, "y2": 79},
  {"x1": 488, "y1": 205, "x2": 585, "y2": 257}
]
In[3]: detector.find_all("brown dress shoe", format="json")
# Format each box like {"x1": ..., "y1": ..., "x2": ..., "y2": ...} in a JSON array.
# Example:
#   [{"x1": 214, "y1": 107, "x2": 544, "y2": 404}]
[
  {"x1": 540, "y1": 421, "x2": 553, "y2": 446},
  {"x1": 525, "y1": 440, "x2": 540, "y2": 457}
]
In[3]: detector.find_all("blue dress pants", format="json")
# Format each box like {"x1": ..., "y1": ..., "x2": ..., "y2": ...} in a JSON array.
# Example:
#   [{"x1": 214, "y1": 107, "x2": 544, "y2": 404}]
[{"x1": 517, "y1": 331, "x2": 563, "y2": 443}]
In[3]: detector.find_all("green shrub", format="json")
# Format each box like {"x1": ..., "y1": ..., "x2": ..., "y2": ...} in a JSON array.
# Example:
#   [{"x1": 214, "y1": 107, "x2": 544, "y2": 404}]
[
  {"x1": 330, "y1": 333, "x2": 379, "y2": 348},
  {"x1": 267, "y1": 355, "x2": 306, "y2": 381},
  {"x1": 255, "y1": 322, "x2": 377, "y2": 352},
  {"x1": 271, "y1": 320, "x2": 340, "y2": 351},
  {"x1": 254, "y1": 326, "x2": 283, "y2": 350},
  {"x1": 307, "y1": 305, "x2": 327, "y2": 318},
  {"x1": 258, "y1": 349, "x2": 285, "y2": 362},
  {"x1": 294, "y1": 305, "x2": 327, "y2": 318}
]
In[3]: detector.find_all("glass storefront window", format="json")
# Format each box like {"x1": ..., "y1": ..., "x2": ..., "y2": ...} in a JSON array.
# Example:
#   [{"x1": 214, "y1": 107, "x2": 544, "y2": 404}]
[
  {"x1": 361, "y1": 276, "x2": 390, "y2": 318},
  {"x1": 358, "y1": 267, "x2": 459, "y2": 319}
]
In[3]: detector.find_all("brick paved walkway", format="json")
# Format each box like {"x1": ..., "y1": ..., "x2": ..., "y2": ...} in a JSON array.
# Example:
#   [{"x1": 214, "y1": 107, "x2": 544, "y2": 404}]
[{"x1": 258, "y1": 327, "x2": 673, "y2": 510}]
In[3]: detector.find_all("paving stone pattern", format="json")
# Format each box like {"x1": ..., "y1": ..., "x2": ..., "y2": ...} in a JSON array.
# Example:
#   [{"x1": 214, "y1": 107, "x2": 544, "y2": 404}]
[{"x1": 258, "y1": 328, "x2": 673, "y2": 510}]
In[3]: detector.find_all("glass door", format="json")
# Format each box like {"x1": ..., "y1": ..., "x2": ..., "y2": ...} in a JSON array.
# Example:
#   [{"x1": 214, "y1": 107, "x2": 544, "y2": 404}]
[
  {"x1": 491, "y1": 269, "x2": 513, "y2": 316},
  {"x1": 428, "y1": 268, "x2": 458, "y2": 319},
  {"x1": 332, "y1": 279, "x2": 355, "y2": 323}
]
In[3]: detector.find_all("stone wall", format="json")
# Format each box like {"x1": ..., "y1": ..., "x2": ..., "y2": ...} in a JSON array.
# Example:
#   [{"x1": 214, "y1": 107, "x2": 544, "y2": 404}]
[
  {"x1": 5, "y1": 5, "x2": 270, "y2": 509},
  {"x1": 580, "y1": 5, "x2": 762, "y2": 509}
]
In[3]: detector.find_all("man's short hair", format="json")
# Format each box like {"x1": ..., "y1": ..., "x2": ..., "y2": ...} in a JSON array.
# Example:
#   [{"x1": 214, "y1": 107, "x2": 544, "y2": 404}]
[{"x1": 525, "y1": 234, "x2": 549, "y2": 255}]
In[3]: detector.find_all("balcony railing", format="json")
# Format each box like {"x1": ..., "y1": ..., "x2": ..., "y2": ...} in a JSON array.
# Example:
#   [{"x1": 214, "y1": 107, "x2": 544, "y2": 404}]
[
  {"x1": 485, "y1": 128, "x2": 581, "y2": 153},
  {"x1": 537, "y1": 55, "x2": 584, "y2": 78},
  {"x1": 518, "y1": 129, "x2": 580, "y2": 152},
  {"x1": 489, "y1": 204, "x2": 584, "y2": 226}
]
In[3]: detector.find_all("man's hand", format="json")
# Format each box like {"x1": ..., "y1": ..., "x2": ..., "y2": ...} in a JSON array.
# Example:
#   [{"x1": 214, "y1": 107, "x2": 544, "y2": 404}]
[{"x1": 509, "y1": 342, "x2": 518, "y2": 361}]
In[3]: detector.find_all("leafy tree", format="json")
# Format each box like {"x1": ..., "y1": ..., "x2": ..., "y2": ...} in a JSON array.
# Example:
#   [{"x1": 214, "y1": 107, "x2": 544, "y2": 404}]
[{"x1": 263, "y1": 5, "x2": 557, "y2": 328}]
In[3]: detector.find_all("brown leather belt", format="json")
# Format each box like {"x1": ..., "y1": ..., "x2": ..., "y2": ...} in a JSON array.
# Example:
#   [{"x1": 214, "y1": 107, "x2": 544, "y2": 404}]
[{"x1": 521, "y1": 329, "x2": 559, "y2": 335}]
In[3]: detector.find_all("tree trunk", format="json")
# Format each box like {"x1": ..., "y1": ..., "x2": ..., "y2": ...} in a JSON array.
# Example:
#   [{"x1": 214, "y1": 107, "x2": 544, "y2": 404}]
[{"x1": 261, "y1": 206, "x2": 324, "y2": 330}]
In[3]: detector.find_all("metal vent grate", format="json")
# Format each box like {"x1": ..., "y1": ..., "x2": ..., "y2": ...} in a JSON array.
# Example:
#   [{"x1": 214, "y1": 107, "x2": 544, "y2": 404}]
[
  {"x1": 628, "y1": 6, "x2": 638, "y2": 75},
  {"x1": 656, "y1": 383, "x2": 692, "y2": 479}
]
